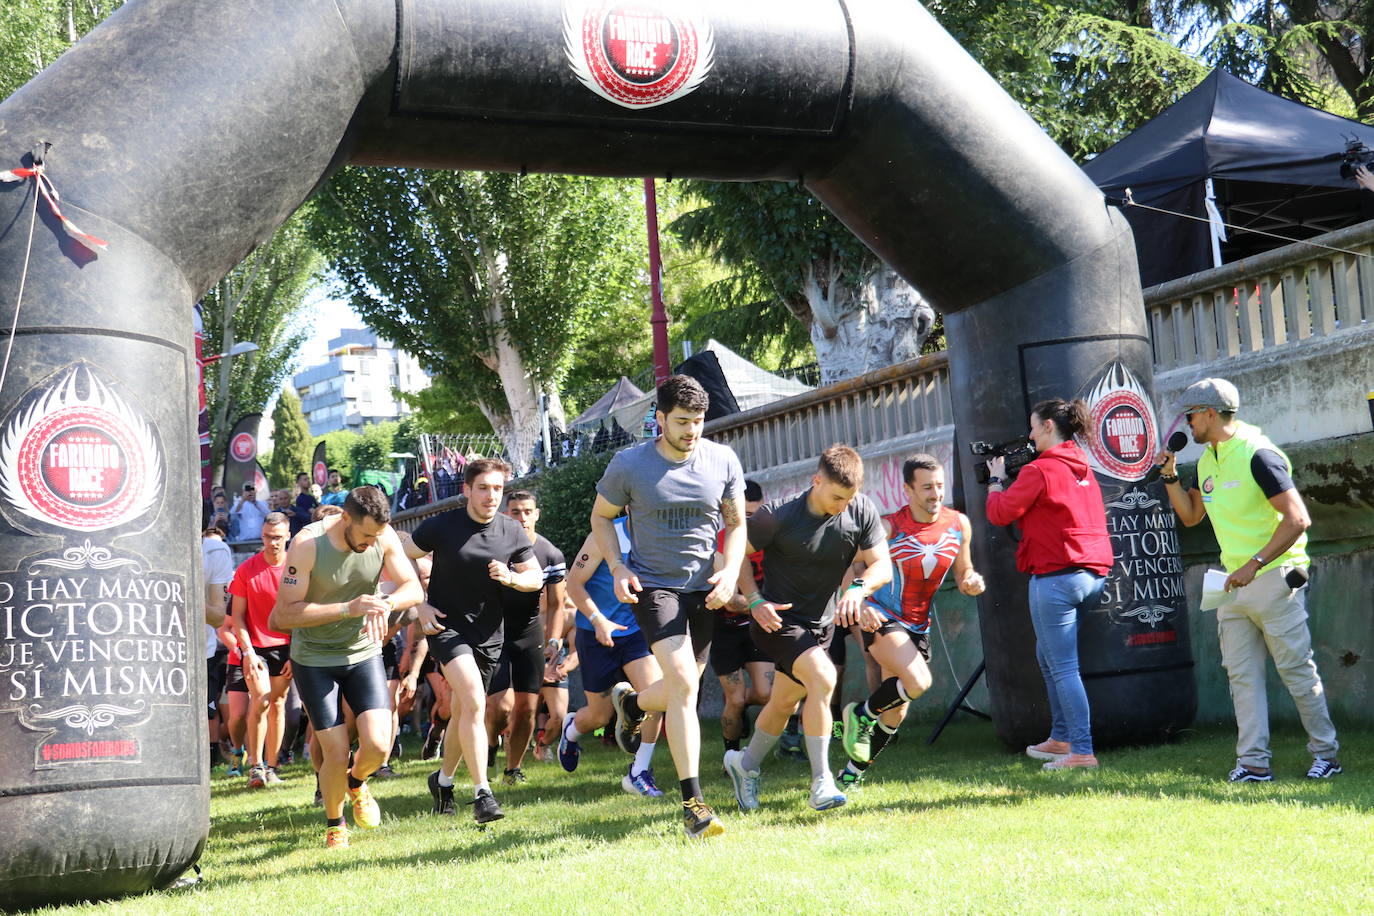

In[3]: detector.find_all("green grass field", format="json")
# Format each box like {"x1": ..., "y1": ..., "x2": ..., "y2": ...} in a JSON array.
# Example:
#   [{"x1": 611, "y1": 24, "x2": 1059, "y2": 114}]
[{"x1": 26, "y1": 719, "x2": 1374, "y2": 915}]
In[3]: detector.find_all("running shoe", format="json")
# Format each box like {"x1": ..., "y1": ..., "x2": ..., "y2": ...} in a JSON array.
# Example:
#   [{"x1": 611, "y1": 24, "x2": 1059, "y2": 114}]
[
  {"x1": 264, "y1": 767, "x2": 284, "y2": 786},
  {"x1": 421, "y1": 723, "x2": 446, "y2": 761},
  {"x1": 225, "y1": 759, "x2": 242, "y2": 778},
  {"x1": 470, "y1": 788, "x2": 504, "y2": 824},
  {"x1": 831, "y1": 720, "x2": 844, "y2": 740},
  {"x1": 1227, "y1": 765, "x2": 1273, "y2": 783},
  {"x1": 809, "y1": 774, "x2": 847, "y2": 811},
  {"x1": 1025, "y1": 738, "x2": 1071, "y2": 761},
  {"x1": 347, "y1": 782, "x2": 381, "y2": 829},
  {"x1": 723, "y1": 749, "x2": 760, "y2": 812},
  {"x1": 1042, "y1": 753, "x2": 1099, "y2": 771},
  {"x1": 373, "y1": 763, "x2": 399, "y2": 780},
  {"x1": 502, "y1": 767, "x2": 527, "y2": 786},
  {"x1": 622, "y1": 766, "x2": 664, "y2": 798},
  {"x1": 324, "y1": 825, "x2": 349, "y2": 849},
  {"x1": 532, "y1": 743, "x2": 552, "y2": 763},
  {"x1": 247, "y1": 764, "x2": 267, "y2": 789},
  {"x1": 841, "y1": 703, "x2": 877, "y2": 764},
  {"x1": 610, "y1": 683, "x2": 645, "y2": 755},
  {"x1": 682, "y1": 797, "x2": 725, "y2": 839},
  {"x1": 428, "y1": 770, "x2": 456, "y2": 815},
  {"x1": 1307, "y1": 758, "x2": 1342, "y2": 779},
  {"x1": 836, "y1": 766, "x2": 864, "y2": 792},
  {"x1": 557, "y1": 712, "x2": 580, "y2": 773}
]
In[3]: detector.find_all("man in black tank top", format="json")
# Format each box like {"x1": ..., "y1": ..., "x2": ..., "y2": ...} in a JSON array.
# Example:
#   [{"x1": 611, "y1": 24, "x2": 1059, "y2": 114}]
[
  {"x1": 269, "y1": 487, "x2": 423, "y2": 849},
  {"x1": 406, "y1": 459, "x2": 542, "y2": 824}
]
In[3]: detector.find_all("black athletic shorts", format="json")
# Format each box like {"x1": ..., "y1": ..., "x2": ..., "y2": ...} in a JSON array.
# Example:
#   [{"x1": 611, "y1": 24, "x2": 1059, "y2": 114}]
[
  {"x1": 861, "y1": 618, "x2": 932, "y2": 663},
  {"x1": 487, "y1": 615, "x2": 543, "y2": 695},
  {"x1": 633, "y1": 588, "x2": 713, "y2": 664},
  {"x1": 293, "y1": 654, "x2": 391, "y2": 731},
  {"x1": 427, "y1": 628, "x2": 501, "y2": 692},
  {"x1": 206, "y1": 647, "x2": 228, "y2": 718},
  {"x1": 826, "y1": 625, "x2": 851, "y2": 667},
  {"x1": 382, "y1": 635, "x2": 402, "y2": 681},
  {"x1": 227, "y1": 645, "x2": 292, "y2": 692},
  {"x1": 750, "y1": 619, "x2": 835, "y2": 684},
  {"x1": 710, "y1": 617, "x2": 768, "y2": 676}
]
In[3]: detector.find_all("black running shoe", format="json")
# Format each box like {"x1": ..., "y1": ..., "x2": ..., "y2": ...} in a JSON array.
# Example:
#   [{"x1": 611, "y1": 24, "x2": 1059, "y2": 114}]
[
  {"x1": 373, "y1": 763, "x2": 399, "y2": 780},
  {"x1": 682, "y1": 797, "x2": 725, "y2": 839},
  {"x1": 470, "y1": 787, "x2": 504, "y2": 824},
  {"x1": 429, "y1": 769, "x2": 456, "y2": 815},
  {"x1": 422, "y1": 724, "x2": 446, "y2": 761},
  {"x1": 610, "y1": 683, "x2": 645, "y2": 754}
]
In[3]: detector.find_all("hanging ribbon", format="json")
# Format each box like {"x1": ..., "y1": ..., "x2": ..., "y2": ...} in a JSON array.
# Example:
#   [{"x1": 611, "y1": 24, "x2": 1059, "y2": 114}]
[{"x1": 0, "y1": 164, "x2": 109, "y2": 254}]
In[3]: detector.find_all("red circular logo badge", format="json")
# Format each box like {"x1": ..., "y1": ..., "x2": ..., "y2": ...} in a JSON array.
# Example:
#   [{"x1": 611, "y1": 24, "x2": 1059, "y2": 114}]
[
  {"x1": 565, "y1": 2, "x2": 715, "y2": 109},
  {"x1": 1084, "y1": 365, "x2": 1159, "y2": 481},
  {"x1": 313, "y1": 460, "x2": 328, "y2": 487},
  {"x1": 0, "y1": 367, "x2": 162, "y2": 531},
  {"x1": 230, "y1": 432, "x2": 256, "y2": 463}
]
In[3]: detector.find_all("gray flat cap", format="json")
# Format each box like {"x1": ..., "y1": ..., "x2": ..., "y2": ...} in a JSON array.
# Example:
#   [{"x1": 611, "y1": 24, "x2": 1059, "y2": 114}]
[{"x1": 1176, "y1": 377, "x2": 1240, "y2": 414}]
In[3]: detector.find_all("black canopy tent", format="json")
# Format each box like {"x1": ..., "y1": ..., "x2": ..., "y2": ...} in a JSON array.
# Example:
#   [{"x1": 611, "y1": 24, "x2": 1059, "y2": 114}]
[{"x1": 1083, "y1": 69, "x2": 1374, "y2": 287}]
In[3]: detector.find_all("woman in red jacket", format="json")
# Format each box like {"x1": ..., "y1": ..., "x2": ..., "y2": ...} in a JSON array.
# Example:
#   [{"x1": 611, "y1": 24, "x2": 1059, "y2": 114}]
[{"x1": 985, "y1": 398, "x2": 1114, "y2": 770}]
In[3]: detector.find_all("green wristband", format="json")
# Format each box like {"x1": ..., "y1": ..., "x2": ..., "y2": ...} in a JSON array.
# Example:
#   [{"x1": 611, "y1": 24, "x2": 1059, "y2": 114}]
[{"x1": 748, "y1": 597, "x2": 766, "y2": 611}]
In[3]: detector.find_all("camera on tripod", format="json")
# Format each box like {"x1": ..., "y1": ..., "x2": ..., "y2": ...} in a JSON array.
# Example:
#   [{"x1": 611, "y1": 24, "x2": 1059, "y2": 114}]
[
  {"x1": 970, "y1": 437, "x2": 1038, "y2": 484},
  {"x1": 1339, "y1": 138, "x2": 1374, "y2": 180}
]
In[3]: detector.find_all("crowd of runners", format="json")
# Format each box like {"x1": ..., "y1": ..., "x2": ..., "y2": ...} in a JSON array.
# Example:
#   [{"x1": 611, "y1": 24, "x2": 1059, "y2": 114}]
[{"x1": 200, "y1": 371, "x2": 1341, "y2": 848}]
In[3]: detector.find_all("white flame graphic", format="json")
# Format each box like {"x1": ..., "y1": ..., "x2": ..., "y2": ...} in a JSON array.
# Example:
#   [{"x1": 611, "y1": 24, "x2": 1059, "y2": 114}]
[
  {"x1": 563, "y1": 1, "x2": 715, "y2": 109},
  {"x1": 1080, "y1": 362, "x2": 1158, "y2": 481},
  {"x1": 0, "y1": 366, "x2": 162, "y2": 531}
]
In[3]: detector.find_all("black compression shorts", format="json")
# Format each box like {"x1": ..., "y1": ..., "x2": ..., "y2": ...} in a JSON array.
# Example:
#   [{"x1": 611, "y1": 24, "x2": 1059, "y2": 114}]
[
  {"x1": 293, "y1": 654, "x2": 390, "y2": 730},
  {"x1": 710, "y1": 617, "x2": 769, "y2": 676},
  {"x1": 632, "y1": 588, "x2": 712, "y2": 664},
  {"x1": 750, "y1": 619, "x2": 835, "y2": 685},
  {"x1": 861, "y1": 618, "x2": 932, "y2": 662}
]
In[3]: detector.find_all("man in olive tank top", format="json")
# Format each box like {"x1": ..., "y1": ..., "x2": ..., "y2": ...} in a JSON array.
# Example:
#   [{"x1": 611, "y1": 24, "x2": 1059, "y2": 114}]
[{"x1": 269, "y1": 487, "x2": 423, "y2": 848}]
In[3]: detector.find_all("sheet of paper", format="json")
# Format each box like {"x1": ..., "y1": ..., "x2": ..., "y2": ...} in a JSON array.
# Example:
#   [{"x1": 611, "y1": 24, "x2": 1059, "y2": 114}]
[{"x1": 1199, "y1": 568, "x2": 1233, "y2": 611}]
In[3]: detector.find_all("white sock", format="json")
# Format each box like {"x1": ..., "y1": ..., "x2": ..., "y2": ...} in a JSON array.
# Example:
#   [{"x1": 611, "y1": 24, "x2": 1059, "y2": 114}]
[
  {"x1": 565, "y1": 717, "x2": 585, "y2": 743},
  {"x1": 436, "y1": 770, "x2": 454, "y2": 788},
  {"x1": 474, "y1": 781, "x2": 490, "y2": 797},
  {"x1": 632, "y1": 740, "x2": 656, "y2": 775}
]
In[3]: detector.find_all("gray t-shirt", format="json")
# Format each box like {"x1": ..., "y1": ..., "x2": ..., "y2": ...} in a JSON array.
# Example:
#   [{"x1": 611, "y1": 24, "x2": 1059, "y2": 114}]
[
  {"x1": 596, "y1": 438, "x2": 745, "y2": 591},
  {"x1": 747, "y1": 490, "x2": 885, "y2": 627}
]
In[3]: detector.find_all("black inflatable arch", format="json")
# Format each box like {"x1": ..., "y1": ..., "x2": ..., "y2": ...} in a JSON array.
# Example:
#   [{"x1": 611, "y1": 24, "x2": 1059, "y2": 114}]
[{"x1": 0, "y1": 0, "x2": 1193, "y2": 906}]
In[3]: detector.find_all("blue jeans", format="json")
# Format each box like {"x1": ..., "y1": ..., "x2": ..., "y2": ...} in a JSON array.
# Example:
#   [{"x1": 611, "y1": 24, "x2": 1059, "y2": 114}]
[{"x1": 1029, "y1": 570, "x2": 1105, "y2": 756}]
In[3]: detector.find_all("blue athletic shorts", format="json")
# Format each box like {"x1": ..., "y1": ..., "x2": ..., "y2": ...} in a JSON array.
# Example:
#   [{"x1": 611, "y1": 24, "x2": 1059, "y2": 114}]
[{"x1": 575, "y1": 627, "x2": 652, "y2": 694}]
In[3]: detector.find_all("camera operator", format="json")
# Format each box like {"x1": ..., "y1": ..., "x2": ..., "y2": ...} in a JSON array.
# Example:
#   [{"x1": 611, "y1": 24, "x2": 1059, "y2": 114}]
[{"x1": 983, "y1": 398, "x2": 1113, "y2": 771}]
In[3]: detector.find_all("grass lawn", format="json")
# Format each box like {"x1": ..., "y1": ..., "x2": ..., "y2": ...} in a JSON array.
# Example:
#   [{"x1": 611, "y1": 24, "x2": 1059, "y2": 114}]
[{"x1": 24, "y1": 719, "x2": 1374, "y2": 915}]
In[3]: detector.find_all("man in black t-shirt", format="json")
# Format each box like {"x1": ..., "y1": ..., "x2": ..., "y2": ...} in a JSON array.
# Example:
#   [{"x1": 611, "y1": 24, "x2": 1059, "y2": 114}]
[
  {"x1": 723, "y1": 445, "x2": 891, "y2": 814},
  {"x1": 485, "y1": 490, "x2": 568, "y2": 786},
  {"x1": 406, "y1": 458, "x2": 541, "y2": 824}
]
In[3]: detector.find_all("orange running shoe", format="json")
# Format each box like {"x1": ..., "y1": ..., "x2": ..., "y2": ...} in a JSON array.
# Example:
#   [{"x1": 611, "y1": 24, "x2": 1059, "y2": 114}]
[{"x1": 324, "y1": 825, "x2": 349, "y2": 849}]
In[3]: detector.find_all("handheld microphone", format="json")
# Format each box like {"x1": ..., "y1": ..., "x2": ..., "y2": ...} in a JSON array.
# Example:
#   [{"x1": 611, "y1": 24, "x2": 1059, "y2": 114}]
[{"x1": 1142, "y1": 431, "x2": 1189, "y2": 485}]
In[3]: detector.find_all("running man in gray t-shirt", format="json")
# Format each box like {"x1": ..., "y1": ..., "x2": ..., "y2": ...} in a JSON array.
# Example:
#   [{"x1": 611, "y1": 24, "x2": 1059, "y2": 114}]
[{"x1": 591, "y1": 374, "x2": 746, "y2": 840}]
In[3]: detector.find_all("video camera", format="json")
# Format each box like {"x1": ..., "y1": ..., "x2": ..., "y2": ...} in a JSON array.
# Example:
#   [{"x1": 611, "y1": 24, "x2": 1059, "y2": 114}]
[
  {"x1": 1339, "y1": 138, "x2": 1374, "y2": 180},
  {"x1": 970, "y1": 437, "x2": 1037, "y2": 485}
]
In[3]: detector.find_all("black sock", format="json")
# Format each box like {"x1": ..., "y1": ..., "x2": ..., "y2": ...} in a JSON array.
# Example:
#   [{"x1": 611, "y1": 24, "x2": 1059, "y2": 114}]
[
  {"x1": 622, "y1": 692, "x2": 642, "y2": 720},
  {"x1": 327, "y1": 816, "x2": 345, "y2": 828},
  {"x1": 347, "y1": 772, "x2": 364, "y2": 790},
  {"x1": 488, "y1": 746, "x2": 499, "y2": 767},
  {"x1": 830, "y1": 699, "x2": 843, "y2": 722},
  {"x1": 679, "y1": 777, "x2": 702, "y2": 803},
  {"x1": 865, "y1": 677, "x2": 907, "y2": 716},
  {"x1": 724, "y1": 737, "x2": 740, "y2": 752},
  {"x1": 852, "y1": 721, "x2": 899, "y2": 772}
]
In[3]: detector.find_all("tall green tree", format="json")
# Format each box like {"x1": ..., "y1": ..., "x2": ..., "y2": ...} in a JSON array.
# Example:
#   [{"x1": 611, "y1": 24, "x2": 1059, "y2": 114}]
[
  {"x1": 200, "y1": 208, "x2": 324, "y2": 469},
  {"x1": 309, "y1": 169, "x2": 645, "y2": 473},
  {"x1": 0, "y1": 0, "x2": 125, "y2": 100},
  {"x1": 267, "y1": 389, "x2": 312, "y2": 489}
]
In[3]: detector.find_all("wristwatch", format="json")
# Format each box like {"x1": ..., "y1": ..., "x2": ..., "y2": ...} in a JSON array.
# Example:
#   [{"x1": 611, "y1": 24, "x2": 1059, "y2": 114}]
[
  {"x1": 1251, "y1": 553, "x2": 1267, "y2": 567},
  {"x1": 847, "y1": 577, "x2": 866, "y2": 592},
  {"x1": 987, "y1": 476, "x2": 1002, "y2": 485}
]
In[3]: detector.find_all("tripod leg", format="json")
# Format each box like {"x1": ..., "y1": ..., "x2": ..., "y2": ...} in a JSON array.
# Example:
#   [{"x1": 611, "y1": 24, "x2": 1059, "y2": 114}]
[{"x1": 926, "y1": 660, "x2": 986, "y2": 745}]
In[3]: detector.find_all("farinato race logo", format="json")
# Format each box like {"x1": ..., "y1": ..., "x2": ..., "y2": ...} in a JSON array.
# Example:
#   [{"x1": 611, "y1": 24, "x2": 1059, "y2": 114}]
[
  {"x1": 1082, "y1": 362, "x2": 1159, "y2": 482},
  {"x1": 563, "y1": 2, "x2": 715, "y2": 109},
  {"x1": 0, "y1": 365, "x2": 162, "y2": 532},
  {"x1": 230, "y1": 432, "x2": 256, "y2": 463}
]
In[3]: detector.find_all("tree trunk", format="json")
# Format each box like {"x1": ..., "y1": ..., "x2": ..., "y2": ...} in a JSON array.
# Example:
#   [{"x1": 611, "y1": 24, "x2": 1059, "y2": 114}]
[{"x1": 805, "y1": 264, "x2": 937, "y2": 385}]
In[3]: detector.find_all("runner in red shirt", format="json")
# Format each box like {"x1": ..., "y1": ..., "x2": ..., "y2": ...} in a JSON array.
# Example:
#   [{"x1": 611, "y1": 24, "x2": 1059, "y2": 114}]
[
  {"x1": 226, "y1": 512, "x2": 294, "y2": 788},
  {"x1": 838, "y1": 454, "x2": 985, "y2": 787}
]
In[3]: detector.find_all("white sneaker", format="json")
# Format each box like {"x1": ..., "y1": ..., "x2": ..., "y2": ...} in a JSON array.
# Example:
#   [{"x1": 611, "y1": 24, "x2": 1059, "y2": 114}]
[
  {"x1": 808, "y1": 773, "x2": 846, "y2": 811},
  {"x1": 723, "y1": 749, "x2": 760, "y2": 811}
]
